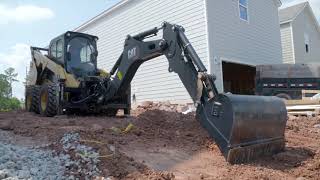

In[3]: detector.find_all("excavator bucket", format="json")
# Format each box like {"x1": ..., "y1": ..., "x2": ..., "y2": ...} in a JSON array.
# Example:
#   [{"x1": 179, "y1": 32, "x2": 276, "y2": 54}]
[{"x1": 197, "y1": 94, "x2": 287, "y2": 164}]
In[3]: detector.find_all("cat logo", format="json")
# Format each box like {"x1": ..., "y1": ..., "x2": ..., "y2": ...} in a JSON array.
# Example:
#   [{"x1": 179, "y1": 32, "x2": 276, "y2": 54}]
[{"x1": 128, "y1": 47, "x2": 137, "y2": 60}]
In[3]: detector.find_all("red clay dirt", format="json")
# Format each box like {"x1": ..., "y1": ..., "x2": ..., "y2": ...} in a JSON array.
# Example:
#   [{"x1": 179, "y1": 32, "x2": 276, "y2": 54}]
[{"x1": 0, "y1": 108, "x2": 319, "y2": 180}]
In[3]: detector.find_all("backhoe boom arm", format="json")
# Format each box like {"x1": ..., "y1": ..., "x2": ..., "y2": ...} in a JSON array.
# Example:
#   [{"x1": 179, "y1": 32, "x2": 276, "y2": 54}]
[
  {"x1": 108, "y1": 22, "x2": 217, "y2": 106},
  {"x1": 105, "y1": 22, "x2": 287, "y2": 164}
]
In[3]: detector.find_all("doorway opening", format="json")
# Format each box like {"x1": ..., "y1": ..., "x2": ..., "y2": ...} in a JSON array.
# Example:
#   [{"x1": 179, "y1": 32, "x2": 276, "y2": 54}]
[{"x1": 222, "y1": 61, "x2": 256, "y2": 95}]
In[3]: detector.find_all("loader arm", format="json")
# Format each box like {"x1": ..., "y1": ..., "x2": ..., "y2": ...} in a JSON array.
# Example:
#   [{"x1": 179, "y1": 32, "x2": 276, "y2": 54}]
[{"x1": 105, "y1": 22, "x2": 287, "y2": 164}]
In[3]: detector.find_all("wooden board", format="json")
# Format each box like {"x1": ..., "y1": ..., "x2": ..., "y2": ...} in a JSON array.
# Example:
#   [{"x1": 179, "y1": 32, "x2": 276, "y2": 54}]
[
  {"x1": 302, "y1": 90, "x2": 320, "y2": 100},
  {"x1": 287, "y1": 105, "x2": 320, "y2": 110},
  {"x1": 288, "y1": 111, "x2": 317, "y2": 116},
  {"x1": 286, "y1": 104, "x2": 320, "y2": 116},
  {"x1": 285, "y1": 99, "x2": 320, "y2": 106},
  {"x1": 302, "y1": 90, "x2": 320, "y2": 94}
]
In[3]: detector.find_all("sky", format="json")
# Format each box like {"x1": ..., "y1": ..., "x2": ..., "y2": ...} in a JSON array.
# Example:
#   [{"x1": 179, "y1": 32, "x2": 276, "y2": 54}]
[
  {"x1": 0, "y1": 0, "x2": 319, "y2": 99},
  {"x1": 0, "y1": 0, "x2": 120, "y2": 99}
]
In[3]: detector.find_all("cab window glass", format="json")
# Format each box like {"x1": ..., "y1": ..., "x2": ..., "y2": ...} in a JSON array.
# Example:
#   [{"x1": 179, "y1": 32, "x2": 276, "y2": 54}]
[
  {"x1": 80, "y1": 44, "x2": 93, "y2": 63},
  {"x1": 50, "y1": 42, "x2": 57, "y2": 58},
  {"x1": 56, "y1": 40, "x2": 63, "y2": 58},
  {"x1": 50, "y1": 40, "x2": 63, "y2": 58}
]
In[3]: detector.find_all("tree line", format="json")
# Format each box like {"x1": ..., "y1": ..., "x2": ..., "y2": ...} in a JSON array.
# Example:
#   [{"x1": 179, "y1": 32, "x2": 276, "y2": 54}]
[{"x1": 0, "y1": 67, "x2": 21, "y2": 111}]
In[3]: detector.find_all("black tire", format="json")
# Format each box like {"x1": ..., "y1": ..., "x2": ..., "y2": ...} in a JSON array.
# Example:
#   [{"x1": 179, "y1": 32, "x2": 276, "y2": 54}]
[
  {"x1": 275, "y1": 93, "x2": 292, "y2": 100},
  {"x1": 124, "y1": 108, "x2": 130, "y2": 115},
  {"x1": 39, "y1": 84, "x2": 58, "y2": 117},
  {"x1": 106, "y1": 108, "x2": 118, "y2": 117},
  {"x1": 65, "y1": 108, "x2": 79, "y2": 116},
  {"x1": 25, "y1": 86, "x2": 33, "y2": 112},
  {"x1": 31, "y1": 85, "x2": 40, "y2": 114}
]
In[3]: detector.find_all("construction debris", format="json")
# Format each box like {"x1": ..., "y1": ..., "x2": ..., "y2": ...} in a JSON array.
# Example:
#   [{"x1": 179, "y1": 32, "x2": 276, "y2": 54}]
[
  {"x1": 286, "y1": 104, "x2": 320, "y2": 116},
  {"x1": 110, "y1": 123, "x2": 134, "y2": 134},
  {"x1": 135, "y1": 101, "x2": 193, "y2": 113},
  {"x1": 314, "y1": 124, "x2": 320, "y2": 128}
]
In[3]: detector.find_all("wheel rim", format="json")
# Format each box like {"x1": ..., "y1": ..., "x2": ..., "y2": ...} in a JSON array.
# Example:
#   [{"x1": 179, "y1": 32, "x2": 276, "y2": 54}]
[
  {"x1": 40, "y1": 91, "x2": 48, "y2": 112},
  {"x1": 26, "y1": 95, "x2": 32, "y2": 110}
]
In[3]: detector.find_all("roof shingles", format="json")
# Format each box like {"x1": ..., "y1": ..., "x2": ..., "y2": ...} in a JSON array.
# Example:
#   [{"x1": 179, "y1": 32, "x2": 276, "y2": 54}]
[{"x1": 279, "y1": 2, "x2": 308, "y2": 24}]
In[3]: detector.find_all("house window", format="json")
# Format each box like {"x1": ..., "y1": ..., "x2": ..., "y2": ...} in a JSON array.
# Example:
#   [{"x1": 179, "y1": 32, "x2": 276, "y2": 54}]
[
  {"x1": 239, "y1": 0, "x2": 248, "y2": 21},
  {"x1": 304, "y1": 33, "x2": 310, "y2": 53}
]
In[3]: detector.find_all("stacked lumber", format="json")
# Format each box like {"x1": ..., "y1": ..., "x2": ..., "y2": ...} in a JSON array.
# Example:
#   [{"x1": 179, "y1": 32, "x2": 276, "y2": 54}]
[
  {"x1": 301, "y1": 90, "x2": 320, "y2": 100},
  {"x1": 285, "y1": 99, "x2": 320, "y2": 116}
]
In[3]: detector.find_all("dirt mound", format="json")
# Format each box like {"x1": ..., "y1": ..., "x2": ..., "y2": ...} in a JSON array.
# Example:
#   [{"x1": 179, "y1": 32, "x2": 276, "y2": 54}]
[
  {"x1": 0, "y1": 110, "x2": 320, "y2": 179},
  {"x1": 273, "y1": 147, "x2": 315, "y2": 167},
  {"x1": 132, "y1": 110, "x2": 210, "y2": 148}
]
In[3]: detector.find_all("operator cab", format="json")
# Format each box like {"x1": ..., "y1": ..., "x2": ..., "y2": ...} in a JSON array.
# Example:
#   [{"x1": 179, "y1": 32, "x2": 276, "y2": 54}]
[{"x1": 48, "y1": 31, "x2": 99, "y2": 78}]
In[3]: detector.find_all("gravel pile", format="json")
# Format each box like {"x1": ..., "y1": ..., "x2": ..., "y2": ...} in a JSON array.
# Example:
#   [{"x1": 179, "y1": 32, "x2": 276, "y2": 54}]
[
  {"x1": 60, "y1": 133, "x2": 101, "y2": 178},
  {"x1": 0, "y1": 143, "x2": 69, "y2": 179},
  {"x1": 0, "y1": 132, "x2": 102, "y2": 180}
]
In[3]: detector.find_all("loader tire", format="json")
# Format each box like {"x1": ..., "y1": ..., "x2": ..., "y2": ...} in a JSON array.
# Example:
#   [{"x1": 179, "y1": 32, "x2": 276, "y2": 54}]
[
  {"x1": 124, "y1": 108, "x2": 130, "y2": 115},
  {"x1": 25, "y1": 86, "x2": 33, "y2": 112},
  {"x1": 106, "y1": 108, "x2": 118, "y2": 117},
  {"x1": 31, "y1": 85, "x2": 40, "y2": 114},
  {"x1": 39, "y1": 84, "x2": 58, "y2": 117}
]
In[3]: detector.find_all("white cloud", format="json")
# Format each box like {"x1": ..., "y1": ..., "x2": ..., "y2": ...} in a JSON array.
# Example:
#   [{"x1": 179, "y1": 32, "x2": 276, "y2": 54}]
[
  {"x1": 281, "y1": 0, "x2": 320, "y2": 22},
  {"x1": 0, "y1": 44, "x2": 31, "y2": 99},
  {"x1": 0, "y1": 4, "x2": 54, "y2": 24}
]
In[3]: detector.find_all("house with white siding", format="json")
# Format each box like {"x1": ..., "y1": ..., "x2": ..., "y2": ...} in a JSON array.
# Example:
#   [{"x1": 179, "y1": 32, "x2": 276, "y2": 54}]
[
  {"x1": 279, "y1": 1, "x2": 320, "y2": 64},
  {"x1": 75, "y1": 0, "x2": 282, "y2": 104}
]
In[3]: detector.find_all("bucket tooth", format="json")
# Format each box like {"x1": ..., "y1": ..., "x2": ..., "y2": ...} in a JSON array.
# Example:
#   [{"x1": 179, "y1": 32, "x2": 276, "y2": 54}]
[
  {"x1": 197, "y1": 94, "x2": 287, "y2": 164},
  {"x1": 226, "y1": 139, "x2": 285, "y2": 164}
]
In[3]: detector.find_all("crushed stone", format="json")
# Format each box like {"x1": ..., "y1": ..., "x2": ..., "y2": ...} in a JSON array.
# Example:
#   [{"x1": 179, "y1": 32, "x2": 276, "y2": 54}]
[
  {"x1": 60, "y1": 132, "x2": 101, "y2": 178},
  {"x1": 0, "y1": 141, "x2": 68, "y2": 179},
  {"x1": 0, "y1": 131, "x2": 102, "y2": 180}
]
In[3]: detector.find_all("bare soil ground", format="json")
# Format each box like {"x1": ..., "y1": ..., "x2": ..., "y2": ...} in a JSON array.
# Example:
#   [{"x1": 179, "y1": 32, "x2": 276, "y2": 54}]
[{"x1": 0, "y1": 108, "x2": 319, "y2": 180}]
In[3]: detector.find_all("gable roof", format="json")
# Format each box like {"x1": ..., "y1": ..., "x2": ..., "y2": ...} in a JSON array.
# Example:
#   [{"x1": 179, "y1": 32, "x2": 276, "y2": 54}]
[
  {"x1": 75, "y1": 0, "x2": 130, "y2": 31},
  {"x1": 279, "y1": 1, "x2": 308, "y2": 24},
  {"x1": 279, "y1": 1, "x2": 320, "y2": 33},
  {"x1": 75, "y1": 0, "x2": 282, "y2": 32}
]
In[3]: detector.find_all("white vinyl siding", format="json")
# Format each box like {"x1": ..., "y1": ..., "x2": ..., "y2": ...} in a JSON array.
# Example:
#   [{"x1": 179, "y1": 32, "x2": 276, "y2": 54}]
[
  {"x1": 292, "y1": 8, "x2": 320, "y2": 64},
  {"x1": 76, "y1": 0, "x2": 208, "y2": 104},
  {"x1": 206, "y1": 0, "x2": 282, "y2": 91},
  {"x1": 74, "y1": 0, "x2": 282, "y2": 102},
  {"x1": 280, "y1": 23, "x2": 295, "y2": 63},
  {"x1": 304, "y1": 33, "x2": 310, "y2": 53}
]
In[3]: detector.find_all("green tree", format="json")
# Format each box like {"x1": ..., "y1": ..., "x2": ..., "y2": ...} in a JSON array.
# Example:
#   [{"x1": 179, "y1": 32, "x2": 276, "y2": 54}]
[
  {"x1": 0, "y1": 97, "x2": 21, "y2": 111},
  {"x1": 0, "y1": 68, "x2": 21, "y2": 111},
  {"x1": 4, "y1": 67, "x2": 18, "y2": 98},
  {"x1": 0, "y1": 74, "x2": 10, "y2": 98}
]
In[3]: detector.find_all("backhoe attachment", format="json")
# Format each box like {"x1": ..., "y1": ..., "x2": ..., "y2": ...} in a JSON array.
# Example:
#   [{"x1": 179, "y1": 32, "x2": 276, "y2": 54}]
[
  {"x1": 197, "y1": 94, "x2": 287, "y2": 163},
  {"x1": 106, "y1": 22, "x2": 288, "y2": 164}
]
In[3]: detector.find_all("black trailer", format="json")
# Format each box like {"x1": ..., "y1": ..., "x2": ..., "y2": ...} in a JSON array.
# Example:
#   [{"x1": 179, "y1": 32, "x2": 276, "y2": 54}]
[{"x1": 255, "y1": 64, "x2": 320, "y2": 100}]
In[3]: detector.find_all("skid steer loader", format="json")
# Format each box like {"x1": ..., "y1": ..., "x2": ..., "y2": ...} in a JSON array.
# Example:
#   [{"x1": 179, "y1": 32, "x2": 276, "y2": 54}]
[{"x1": 25, "y1": 22, "x2": 287, "y2": 164}]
